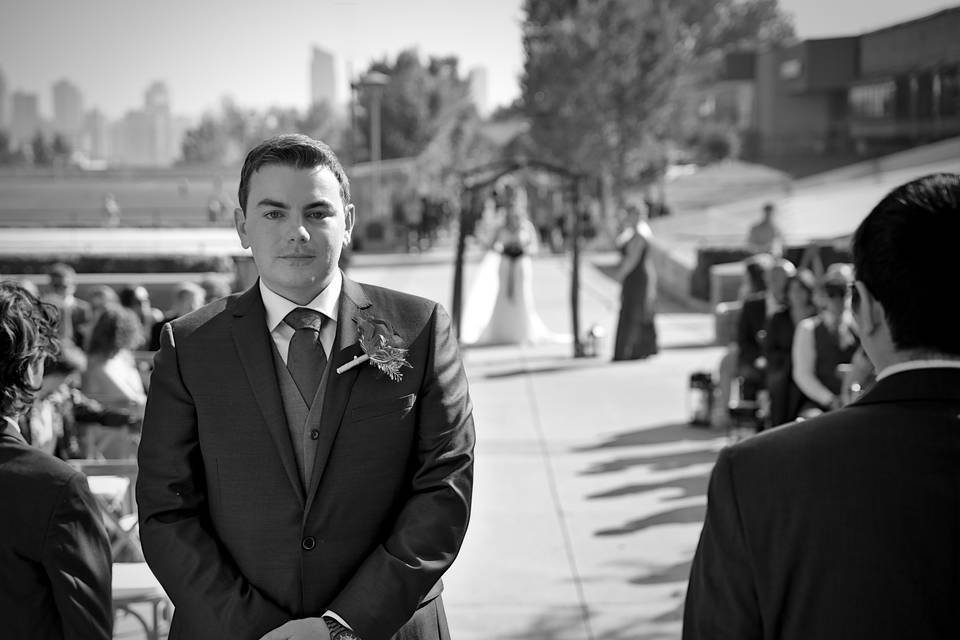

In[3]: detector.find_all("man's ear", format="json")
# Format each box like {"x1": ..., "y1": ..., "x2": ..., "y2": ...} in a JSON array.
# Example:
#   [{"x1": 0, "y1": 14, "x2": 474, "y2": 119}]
[
  {"x1": 343, "y1": 203, "x2": 356, "y2": 245},
  {"x1": 853, "y1": 281, "x2": 884, "y2": 337},
  {"x1": 234, "y1": 207, "x2": 250, "y2": 249}
]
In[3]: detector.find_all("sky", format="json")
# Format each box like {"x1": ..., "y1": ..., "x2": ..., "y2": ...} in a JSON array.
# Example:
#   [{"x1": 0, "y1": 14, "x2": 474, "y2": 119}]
[{"x1": 0, "y1": 0, "x2": 956, "y2": 121}]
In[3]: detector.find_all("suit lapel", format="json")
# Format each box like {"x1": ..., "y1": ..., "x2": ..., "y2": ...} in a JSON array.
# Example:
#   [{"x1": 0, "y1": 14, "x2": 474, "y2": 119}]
[
  {"x1": 231, "y1": 283, "x2": 305, "y2": 507},
  {"x1": 304, "y1": 274, "x2": 371, "y2": 513}
]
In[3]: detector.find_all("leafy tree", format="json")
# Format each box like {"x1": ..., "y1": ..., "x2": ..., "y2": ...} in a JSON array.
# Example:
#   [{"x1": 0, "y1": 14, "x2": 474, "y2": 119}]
[
  {"x1": 51, "y1": 133, "x2": 72, "y2": 164},
  {"x1": 180, "y1": 115, "x2": 229, "y2": 165},
  {"x1": 31, "y1": 132, "x2": 53, "y2": 166},
  {"x1": 353, "y1": 49, "x2": 471, "y2": 162}
]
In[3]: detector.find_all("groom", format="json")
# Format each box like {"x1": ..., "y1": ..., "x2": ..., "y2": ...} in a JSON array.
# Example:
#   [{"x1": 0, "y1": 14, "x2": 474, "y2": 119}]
[{"x1": 137, "y1": 134, "x2": 475, "y2": 640}]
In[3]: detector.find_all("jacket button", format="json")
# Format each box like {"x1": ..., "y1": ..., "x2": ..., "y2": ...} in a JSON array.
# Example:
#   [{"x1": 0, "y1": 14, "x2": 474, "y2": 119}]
[
  {"x1": 310, "y1": 429, "x2": 320, "y2": 440},
  {"x1": 301, "y1": 536, "x2": 316, "y2": 551}
]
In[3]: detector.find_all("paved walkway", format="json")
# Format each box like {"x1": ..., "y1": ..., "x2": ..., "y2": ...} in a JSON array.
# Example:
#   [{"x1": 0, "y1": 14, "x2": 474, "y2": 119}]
[{"x1": 353, "y1": 249, "x2": 727, "y2": 640}]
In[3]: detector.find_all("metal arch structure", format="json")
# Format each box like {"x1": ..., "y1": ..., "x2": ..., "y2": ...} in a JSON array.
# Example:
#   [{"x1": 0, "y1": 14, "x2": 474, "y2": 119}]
[{"x1": 452, "y1": 156, "x2": 590, "y2": 358}]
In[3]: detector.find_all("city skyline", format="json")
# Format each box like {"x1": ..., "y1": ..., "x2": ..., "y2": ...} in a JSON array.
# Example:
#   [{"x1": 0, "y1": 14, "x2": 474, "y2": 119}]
[{"x1": 2, "y1": 0, "x2": 956, "y2": 122}]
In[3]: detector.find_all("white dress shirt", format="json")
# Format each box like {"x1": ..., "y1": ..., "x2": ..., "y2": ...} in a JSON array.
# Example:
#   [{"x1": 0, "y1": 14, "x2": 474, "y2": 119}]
[{"x1": 259, "y1": 272, "x2": 341, "y2": 364}]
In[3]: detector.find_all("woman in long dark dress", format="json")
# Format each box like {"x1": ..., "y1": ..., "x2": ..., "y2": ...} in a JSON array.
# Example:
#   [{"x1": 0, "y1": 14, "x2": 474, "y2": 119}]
[{"x1": 613, "y1": 205, "x2": 658, "y2": 361}]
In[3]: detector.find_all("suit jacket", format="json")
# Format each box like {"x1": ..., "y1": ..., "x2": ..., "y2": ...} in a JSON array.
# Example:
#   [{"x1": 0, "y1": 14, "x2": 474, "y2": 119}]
[
  {"x1": 0, "y1": 422, "x2": 113, "y2": 640},
  {"x1": 736, "y1": 293, "x2": 767, "y2": 373},
  {"x1": 137, "y1": 275, "x2": 475, "y2": 640},
  {"x1": 683, "y1": 368, "x2": 960, "y2": 639}
]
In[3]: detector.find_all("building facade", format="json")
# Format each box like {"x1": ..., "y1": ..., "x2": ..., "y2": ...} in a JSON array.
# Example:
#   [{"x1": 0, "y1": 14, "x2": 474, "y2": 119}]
[
  {"x1": 10, "y1": 91, "x2": 40, "y2": 147},
  {"x1": 311, "y1": 46, "x2": 336, "y2": 107},
  {"x1": 52, "y1": 78, "x2": 84, "y2": 144}
]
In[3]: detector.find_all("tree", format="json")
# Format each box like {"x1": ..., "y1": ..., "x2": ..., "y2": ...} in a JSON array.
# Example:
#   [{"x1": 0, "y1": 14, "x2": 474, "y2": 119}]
[
  {"x1": 31, "y1": 132, "x2": 53, "y2": 166},
  {"x1": 180, "y1": 115, "x2": 229, "y2": 165},
  {"x1": 353, "y1": 49, "x2": 471, "y2": 162},
  {"x1": 51, "y1": 133, "x2": 72, "y2": 164}
]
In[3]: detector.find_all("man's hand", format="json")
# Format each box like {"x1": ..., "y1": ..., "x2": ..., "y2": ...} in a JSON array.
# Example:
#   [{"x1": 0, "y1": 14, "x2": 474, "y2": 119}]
[{"x1": 259, "y1": 618, "x2": 331, "y2": 640}]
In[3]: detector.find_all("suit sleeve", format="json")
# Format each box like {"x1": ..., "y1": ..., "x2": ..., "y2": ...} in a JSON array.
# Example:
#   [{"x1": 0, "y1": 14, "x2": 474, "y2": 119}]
[
  {"x1": 136, "y1": 322, "x2": 289, "y2": 638},
  {"x1": 43, "y1": 473, "x2": 113, "y2": 640},
  {"x1": 683, "y1": 448, "x2": 762, "y2": 640},
  {"x1": 330, "y1": 303, "x2": 475, "y2": 640}
]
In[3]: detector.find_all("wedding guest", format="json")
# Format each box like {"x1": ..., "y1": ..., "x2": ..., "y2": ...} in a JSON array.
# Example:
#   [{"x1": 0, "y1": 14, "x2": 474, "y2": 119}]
[
  {"x1": 0, "y1": 281, "x2": 112, "y2": 639},
  {"x1": 613, "y1": 203, "x2": 658, "y2": 361},
  {"x1": 82, "y1": 285, "x2": 119, "y2": 350},
  {"x1": 763, "y1": 269, "x2": 817, "y2": 427},
  {"x1": 746, "y1": 202, "x2": 785, "y2": 256},
  {"x1": 684, "y1": 172, "x2": 960, "y2": 639},
  {"x1": 82, "y1": 305, "x2": 146, "y2": 419},
  {"x1": 199, "y1": 275, "x2": 233, "y2": 304},
  {"x1": 711, "y1": 254, "x2": 771, "y2": 428},
  {"x1": 44, "y1": 263, "x2": 91, "y2": 346},
  {"x1": 119, "y1": 284, "x2": 164, "y2": 349},
  {"x1": 791, "y1": 263, "x2": 858, "y2": 417}
]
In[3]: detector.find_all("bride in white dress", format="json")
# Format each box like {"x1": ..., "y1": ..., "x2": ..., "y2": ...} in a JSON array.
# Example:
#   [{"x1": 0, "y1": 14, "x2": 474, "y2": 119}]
[{"x1": 460, "y1": 181, "x2": 564, "y2": 346}]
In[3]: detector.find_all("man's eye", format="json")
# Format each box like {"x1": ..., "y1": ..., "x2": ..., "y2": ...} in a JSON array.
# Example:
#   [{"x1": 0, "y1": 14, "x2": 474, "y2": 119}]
[
  {"x1": 306, "y1": 209, "x2": 331, "y2": 219},
  {"x1": 264, "y1": 210, "x2": 284, "y2": 219}
]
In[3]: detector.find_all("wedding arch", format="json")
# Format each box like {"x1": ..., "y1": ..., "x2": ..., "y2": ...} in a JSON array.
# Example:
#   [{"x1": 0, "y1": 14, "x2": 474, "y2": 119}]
[{"x1": 453, "y1": 156, "x2": 591, "y2": 358}]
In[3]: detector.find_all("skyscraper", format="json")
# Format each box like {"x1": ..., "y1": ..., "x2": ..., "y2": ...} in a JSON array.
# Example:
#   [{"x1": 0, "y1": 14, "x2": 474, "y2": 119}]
[
  {"x1": 52, "y1": 78, "x2": 84, "y2": 142},
  {"x1": 310, "y1": 46, "x2": 337, "y2": 107},
  {"x1": 82, "y1": 108, "x2": 110, "y2": 161},
  {"x1": 11, "y1": 91, "x2": 40, "y2": 146}
]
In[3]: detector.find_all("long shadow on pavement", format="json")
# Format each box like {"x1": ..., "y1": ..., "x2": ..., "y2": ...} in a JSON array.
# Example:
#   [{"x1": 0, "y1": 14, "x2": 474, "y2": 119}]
[
  {"x1": 574, "y1": 423, "x2": 720, "y2": 451},
  {"x1": 498, "y1": 606, "x2": 682, "y2": 640}
]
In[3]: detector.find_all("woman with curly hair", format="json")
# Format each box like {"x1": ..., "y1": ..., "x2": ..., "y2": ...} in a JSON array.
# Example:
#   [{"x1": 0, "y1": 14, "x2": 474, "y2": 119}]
[{"x1": 0, "y1": 281, "x2": 113, "y2": 639}]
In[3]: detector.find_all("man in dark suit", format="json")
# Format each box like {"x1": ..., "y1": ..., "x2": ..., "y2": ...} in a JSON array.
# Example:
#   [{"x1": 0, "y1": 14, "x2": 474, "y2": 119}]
[
  {"x1": 45, "y1": 262, "x2": 92, "y2": 348},
  {"x1": 137, "y1": 135, "x2": 475, "y2": 640},
  {"x1": 0, "y1": 281, "x2": 113, "y2": 640},
  {"x1": 683, "y1": 172, "x2": 960, "y2": 639}
]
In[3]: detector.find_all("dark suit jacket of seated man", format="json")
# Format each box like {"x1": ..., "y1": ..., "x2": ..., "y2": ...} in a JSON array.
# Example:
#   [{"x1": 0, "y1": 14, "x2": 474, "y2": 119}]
[
  {"x1": 683, "y1": 173, "x2": 960, "y2": 640},
  {"x1": 136, "y1": 135, "x2": 475, "y2": 640}
]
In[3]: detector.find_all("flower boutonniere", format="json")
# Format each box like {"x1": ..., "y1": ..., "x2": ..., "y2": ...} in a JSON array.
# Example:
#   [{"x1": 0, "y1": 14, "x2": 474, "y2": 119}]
[{"x1": 335, "y1": 314, "x2": 412, "y2": 382}]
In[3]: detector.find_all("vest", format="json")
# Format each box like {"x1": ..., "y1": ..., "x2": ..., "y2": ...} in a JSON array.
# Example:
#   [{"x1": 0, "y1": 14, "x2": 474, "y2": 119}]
[{"x1": 270, "y1": 343, "x2": 331, "y2": 490}]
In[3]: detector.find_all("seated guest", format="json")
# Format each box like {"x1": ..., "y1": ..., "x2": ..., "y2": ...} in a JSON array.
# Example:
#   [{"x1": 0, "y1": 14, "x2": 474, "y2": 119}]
[
  {"x1": 764, "y1": 269, "x2": 818, "y2": 427},
  {"x1": 712, "y1": 254, "x2": 771, "y2": 427},
  {"x1": 736, "y1": 256, "x2": 793, "y2": 427},
  {"x1": 148, "y1": 281, "x2": 205, "y2": 350},
  {"x1": 792, "y1": 263, "x2": 858, "y2": 416},
  {"x1": 0, "y1": 281, "x2": 112, "y2": 639},
  {"x1": 81, "y1": 305, "x2": 146, "y2": 418},
  {"x1": 119, "y1": 285, "x2": 164, "y2": 349}
]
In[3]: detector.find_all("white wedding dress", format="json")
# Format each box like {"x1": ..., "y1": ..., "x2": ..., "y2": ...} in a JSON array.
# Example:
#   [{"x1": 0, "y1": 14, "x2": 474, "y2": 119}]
[{"x1": 460, "y1": 219, "x2": 564, "y2": 346}]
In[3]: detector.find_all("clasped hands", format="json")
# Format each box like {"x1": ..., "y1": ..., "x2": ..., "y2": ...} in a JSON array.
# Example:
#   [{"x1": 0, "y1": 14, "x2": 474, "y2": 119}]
[{"x1": 259, "y1": 618, "x2": 330, "y2": 640}]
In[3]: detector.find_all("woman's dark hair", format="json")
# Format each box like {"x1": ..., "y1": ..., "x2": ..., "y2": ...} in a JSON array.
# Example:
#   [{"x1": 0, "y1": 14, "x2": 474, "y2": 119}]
[
  {"x1": 87, "y1": 305, "x2": 144, "y2": 358},
  {"x1": 0, "y1": 281, "x2": 61, "y2": 418},
  {"x1": 852, "y1": 173, "x2": 960, "y2": 355},
  {"x1": 237, "y1": 134, "x2": 351, "y2": 212}
]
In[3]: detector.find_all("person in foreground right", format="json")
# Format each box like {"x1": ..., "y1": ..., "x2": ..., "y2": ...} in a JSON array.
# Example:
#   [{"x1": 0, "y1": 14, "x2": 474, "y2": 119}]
[{"x1": 683, "y1": 172, "x2": 960, "y2": 640}]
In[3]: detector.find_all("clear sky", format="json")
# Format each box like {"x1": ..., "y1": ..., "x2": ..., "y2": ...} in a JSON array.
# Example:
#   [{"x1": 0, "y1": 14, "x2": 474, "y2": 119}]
[{"x1": 0, "y1": 0, "x2": 956, "y2": 121}]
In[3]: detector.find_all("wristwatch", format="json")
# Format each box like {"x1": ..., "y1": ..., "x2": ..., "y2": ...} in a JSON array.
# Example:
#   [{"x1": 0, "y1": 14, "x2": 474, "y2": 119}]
[{"x1": 323, "y1": 616, "x2": 361, "y2": 640}]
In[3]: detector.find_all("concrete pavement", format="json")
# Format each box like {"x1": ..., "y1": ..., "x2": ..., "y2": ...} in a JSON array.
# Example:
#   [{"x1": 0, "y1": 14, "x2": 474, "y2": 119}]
[{"x1": 351, "y1": 248, "x2": 727, "y2": 640}]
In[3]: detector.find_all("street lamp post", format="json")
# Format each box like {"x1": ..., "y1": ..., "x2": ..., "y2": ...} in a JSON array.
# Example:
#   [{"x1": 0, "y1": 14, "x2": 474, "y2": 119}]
[{"x1": 352, "y1": 71, "x2": 389, "y2": 227}]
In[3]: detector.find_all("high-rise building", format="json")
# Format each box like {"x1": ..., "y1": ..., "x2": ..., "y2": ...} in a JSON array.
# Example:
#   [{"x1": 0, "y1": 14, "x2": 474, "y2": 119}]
[
  {"x1": 0, "y1": 68, "x2": 8, "y2": 129},
  {"x1": 112, "y1": 81, "x2": 183, "y2": 166},
  {"x1": 311, "y1": 46, "x2": 337, "y2": 107},
  {"x1": 52, "y1": 78, "x2": 84, "y2": 143},
  {"x1": 468, "y1": 67, "x2": 489, "y2": 115},
  {"x1": 82, "y1": 108, "x2": 110, "y2": 161},
  {"x1": 10, "y1": 91, "x2": 40, "y2": 146}
]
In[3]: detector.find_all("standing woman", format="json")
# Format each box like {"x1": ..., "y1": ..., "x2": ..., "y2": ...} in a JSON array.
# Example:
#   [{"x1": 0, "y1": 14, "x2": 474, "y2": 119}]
[{"x1": 613, "y1": 204, "x2": 658, "y2": 361}]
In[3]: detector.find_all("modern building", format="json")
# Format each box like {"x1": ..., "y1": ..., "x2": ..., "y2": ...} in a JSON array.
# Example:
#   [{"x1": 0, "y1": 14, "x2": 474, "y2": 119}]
[
  {"x1": 82, "y1": 108, "x2": 110, "y2": 161},
  {"x1": 10, "y1": 91, "x2": 40, "y2": 147},
  {"x1": 52, "y1": 78, "x2": 84, "y2": 143},
  {"x1": 310, "y1": 46, "x2": 336, "y2": 107},
  {"x1": 111, "y1": 81, "x2": 181, "y2": 166},
  {"x1": 849, "y1": 7, "x2": 960, "y2": 153}
]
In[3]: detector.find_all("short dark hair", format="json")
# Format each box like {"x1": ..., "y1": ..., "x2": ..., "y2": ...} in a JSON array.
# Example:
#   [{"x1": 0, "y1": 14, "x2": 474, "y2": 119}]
[
  {"x1": 852, "y1": 173, "x2": 960, "y2": 355},
  {"x1": 237, "y1": 134, "x2": 351, "y2": 212},
  {"x1": 0, "y1": 281, "x2": 61, "y2": 418}
]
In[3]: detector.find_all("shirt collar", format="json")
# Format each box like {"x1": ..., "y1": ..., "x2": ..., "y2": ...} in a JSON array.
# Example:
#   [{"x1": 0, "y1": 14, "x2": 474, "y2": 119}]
[
  {"x1": 2, "y1": 416, "x2": 24, "y2": 440},
  {"x1": 259, "y1": 270, "x2": 342, "y2": 333},
  {"x1": 876, "y1": 358, "x2": 960, "y2": 381}
]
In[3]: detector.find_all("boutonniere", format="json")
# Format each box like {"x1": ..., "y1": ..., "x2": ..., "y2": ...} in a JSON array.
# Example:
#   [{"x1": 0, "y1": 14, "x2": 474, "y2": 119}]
[{"x1": 335, "y1": 314, "x2": 412, "y2": 382}]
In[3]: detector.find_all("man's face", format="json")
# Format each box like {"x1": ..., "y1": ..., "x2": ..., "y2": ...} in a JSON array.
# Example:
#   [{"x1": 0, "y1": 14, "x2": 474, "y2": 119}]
[
  {"x1": 50, "y1": 273, "x2": 74, "y2": 297},
  {"x1": 235, "y1": 164, "x2": 354, "y2": 304}
]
